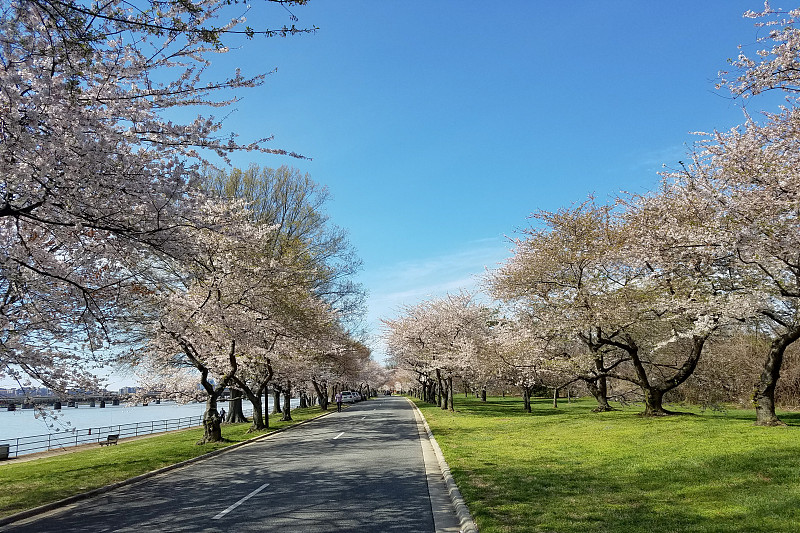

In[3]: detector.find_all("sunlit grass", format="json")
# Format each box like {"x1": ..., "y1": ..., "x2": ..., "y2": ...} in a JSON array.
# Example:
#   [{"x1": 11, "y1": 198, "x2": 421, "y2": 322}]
[
  {"x1": 0, "y1": 406, "x2": 325, "y2": 518},
  {"x1": 415, "y1": 396, "x2": 800, "y2": 533}
]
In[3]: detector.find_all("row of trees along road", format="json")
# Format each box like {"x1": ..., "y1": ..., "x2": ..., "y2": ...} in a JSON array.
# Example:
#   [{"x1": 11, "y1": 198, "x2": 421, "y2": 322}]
[
  {"x1": 0, "y1": 0, "x2": 382, "y2": 443},
  {"x1": 384, "y1": 4, "x2": 800, "y2": 426}
]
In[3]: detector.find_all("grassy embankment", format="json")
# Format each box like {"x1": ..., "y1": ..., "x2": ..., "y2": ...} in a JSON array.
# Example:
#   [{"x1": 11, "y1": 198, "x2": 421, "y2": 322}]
[
  {"x1": 0, "y1": 406, "x2": 325, "y2": 519},
  {"x1": 415, "y1": 395, "x2": 800, "y2": 533}
]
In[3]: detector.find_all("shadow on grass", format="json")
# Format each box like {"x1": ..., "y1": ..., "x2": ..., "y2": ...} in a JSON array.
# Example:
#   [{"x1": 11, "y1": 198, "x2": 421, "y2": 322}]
[{"x1": 773, "y1": 411, "x2": 800, "y2": 426}]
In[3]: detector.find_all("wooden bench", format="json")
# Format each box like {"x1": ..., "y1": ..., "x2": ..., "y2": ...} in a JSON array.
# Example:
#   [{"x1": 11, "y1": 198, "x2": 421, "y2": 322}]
[{"x1": 99, "y1": 434, "x2": 119, "y2": 446}]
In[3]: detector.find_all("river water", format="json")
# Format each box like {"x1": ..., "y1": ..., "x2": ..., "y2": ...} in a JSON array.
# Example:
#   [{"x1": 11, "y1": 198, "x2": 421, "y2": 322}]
[{"x1": 1, "y1": 398, "x2": 298, "y2": 448}]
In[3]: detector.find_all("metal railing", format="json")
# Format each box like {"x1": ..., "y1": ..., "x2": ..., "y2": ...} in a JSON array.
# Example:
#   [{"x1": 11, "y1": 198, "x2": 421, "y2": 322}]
[{"x1": 1, "y1": 409, "x2": 253, "y2": 458}]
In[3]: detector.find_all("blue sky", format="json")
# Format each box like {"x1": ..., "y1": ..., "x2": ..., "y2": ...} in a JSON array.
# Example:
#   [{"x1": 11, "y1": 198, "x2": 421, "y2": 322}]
[{"x1": 214, "y1": 1, "x2": 772, "y2": 365}]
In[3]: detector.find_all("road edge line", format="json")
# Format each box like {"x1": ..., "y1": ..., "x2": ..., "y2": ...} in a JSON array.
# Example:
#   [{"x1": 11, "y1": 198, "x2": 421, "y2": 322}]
[
  {"x1": 0, "y1": 409, "x2": 337, "y2": 528},
  {"x1": 406, "y1": 397, "x2": 479, "y2": 533}
]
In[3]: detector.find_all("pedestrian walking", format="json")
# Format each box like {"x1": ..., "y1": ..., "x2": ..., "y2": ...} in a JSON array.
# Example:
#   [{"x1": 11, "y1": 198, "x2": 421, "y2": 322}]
[
  {"x1": 219, "y1": 408, "x2": 226, "y2": 421},
  {"x1": 335, "y1": 392, "x2": 343, "y2": 412}
]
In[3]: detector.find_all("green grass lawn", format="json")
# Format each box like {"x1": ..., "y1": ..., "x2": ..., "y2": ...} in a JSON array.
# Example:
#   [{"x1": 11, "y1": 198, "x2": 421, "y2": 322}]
[
  {"x1": 0, "y1": 407, "x2": 326, "y2": 519},
  {"x1": 415, "y1": 396, "x2": 800, "y2": 533}
]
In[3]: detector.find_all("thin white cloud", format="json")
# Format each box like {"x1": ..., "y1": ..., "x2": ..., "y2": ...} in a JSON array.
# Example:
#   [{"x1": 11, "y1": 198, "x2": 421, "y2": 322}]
[
  {"x1": 361, "y1": 237, "x2": 511, "y2": 361},
  {"x1": 631, "y1": 143, "x2": 693, "y2": 175}
]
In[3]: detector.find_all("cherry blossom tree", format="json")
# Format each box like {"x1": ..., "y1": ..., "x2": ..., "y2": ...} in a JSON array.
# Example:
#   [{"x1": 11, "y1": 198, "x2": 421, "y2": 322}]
[
  {"x1": 133, "y1": 202, "x2": 315, "y2": 442},
  {"x1": 655, "y1": 115, "x2": 800, "y2": 425},
  {"x1": 488, "y1": 201, "x2": 633, "y2": 412},
  {"x1": 384, "y1": 292, "x2": 492, "y2": 411},
  {"x1": 308, "y1": 328, "x2": 371, "y2": 408},
  {"x1": 259, "y1": 307, "x2": 353, "y2": 422},
  {"x1": 484, "y1": 316, "x2": 555, "y2": 412},
  {"x1": 490, "y1": 199, "x2": 733, "y2": 416},
  {"x1": 718, "y1": 3, "x2": 800, "y2": 97},
  {"x1": 657, "y1": 4, "x2": 800, "y2": 425},
  {"x1": 1, "y1": 0, "x2": 310, "y2": 393},
  {"x1": 380, "y1": 367, "x2": 417, "y2": 395},
  {"x1": 357, "y1": 359, "x2": 387, "y2": 397}
]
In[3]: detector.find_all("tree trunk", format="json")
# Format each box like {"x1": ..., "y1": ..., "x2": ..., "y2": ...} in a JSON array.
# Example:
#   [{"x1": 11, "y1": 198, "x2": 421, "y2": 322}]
[
  {"x1": 753, "y1": 327, "x2": 800, "y2": 426},
  {"x1": 272, "y1": 389, "x2": 282, "y2": 414},
  {"x1": 552, "y1": 387, "x2": 558, "y2": 408},
  {"x1": 201, "y1": 395, "x2": 223, "y2": 444},
  {"x1": 481, "y1": 388, "x2": 487, "y2": 402},
  {"x1": 264, "y1": 388, "x2": 269, "y2": 429},
  {"x1": 439, "y1": 371, "x2": 450, "y2": 411},
  {"x1": 596, "y1": 374, "x2": 611, "y2": 410},
  {"x1": 592, "y1": 352, "x2": 612, "y2": 411},
  {"x1": 639, "y1": 334, "x2": 708, "y2": 417},
  {"x1": 281, "y1": 382, "x2": 292, "y2": 422},
  {"x1": 190, "y1": 348, "x2": 235, "y2": 445},
  {"x1": 226, "y1": 389, "x2": 248, "y2": 423},
  {"x1": 312, "y1": 379, "x2": 329, "y2": 411},
  {"x1": 642, "y1": 387, "x2": 669, "y2": 416},
  {"x1": 299, "y1": 391, "x2": 308, "y2": 408},
  {"x1": 435, "y1": 369, "x2": 444, "y2": 408},
  {"x1": 577, "y1": 336, "x2": 614, "y2": 412},
  {"x1": 234, "y1": 359, "x2": 272, "y2": 431},
  {"x1": 447, "y1": 376, "x2": 454, "y2": 412},
  {"x1": 247, "y1": 397, "x2": 265, "y2": 430},
  {"x1": 230, "y1": 379, "x2": 266, "y2": 431},
  {"x1": 522, "y1": 386, "x2": 531, "y2": 413},
  {"x1": 606, "y1": 333, "x2": 702, "y2": 417},
  {"x1": 587, "y1": 377, "x2": 613, "y2": 412}
]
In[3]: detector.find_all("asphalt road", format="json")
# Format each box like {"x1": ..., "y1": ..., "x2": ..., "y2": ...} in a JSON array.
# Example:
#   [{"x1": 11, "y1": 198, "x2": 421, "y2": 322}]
[{"x1": 3, "y1": 396, "x2": 461, "y2": 533}]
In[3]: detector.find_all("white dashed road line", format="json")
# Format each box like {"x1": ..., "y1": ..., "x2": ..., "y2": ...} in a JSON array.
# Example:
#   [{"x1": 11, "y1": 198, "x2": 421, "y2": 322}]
[
  {"x1": 211, "y1": 483, "x2": 270, "y2": 520},
  {"x1": 333, "y1": 432, "x2": 345, "y2": 440}
]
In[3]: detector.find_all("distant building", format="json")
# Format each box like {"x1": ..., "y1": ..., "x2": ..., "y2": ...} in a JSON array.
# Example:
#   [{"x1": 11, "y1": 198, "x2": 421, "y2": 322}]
[{"x1": 0, "y1": 387, "x2": 54, "y2": 397}]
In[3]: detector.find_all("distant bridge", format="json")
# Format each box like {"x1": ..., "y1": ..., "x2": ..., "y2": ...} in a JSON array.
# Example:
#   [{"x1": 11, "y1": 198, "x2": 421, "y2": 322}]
[{"x1": 0, "y1": 392, "x2": 167, "y2": 411}]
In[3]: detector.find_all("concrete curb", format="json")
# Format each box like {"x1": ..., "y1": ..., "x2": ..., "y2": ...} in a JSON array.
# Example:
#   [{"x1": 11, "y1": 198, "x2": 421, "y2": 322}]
[
  {"x1": 0, "y1": 409, "x2": 337, "y2": 528},
  {"x1": 407, "y1": 398, "x2": 479, "y2": 533}
]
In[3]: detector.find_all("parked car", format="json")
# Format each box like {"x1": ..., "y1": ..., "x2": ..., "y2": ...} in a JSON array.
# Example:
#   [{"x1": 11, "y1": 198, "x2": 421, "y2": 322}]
[
  {"x1": 340, "y1": 391, "x2": 356, "y2": 404},
  {"x1": 351, "y1": 391, "x2": 362, "y2": 402}
]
